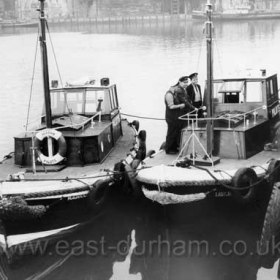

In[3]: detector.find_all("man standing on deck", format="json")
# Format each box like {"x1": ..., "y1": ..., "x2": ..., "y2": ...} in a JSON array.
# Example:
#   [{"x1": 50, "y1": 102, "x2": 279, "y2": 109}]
[
  {"x1": 187, "y1": 72, "x2": 203, "y2": 118},
  {"x1": 164, "y1": 76, "x2": 196, "y2": 154}
]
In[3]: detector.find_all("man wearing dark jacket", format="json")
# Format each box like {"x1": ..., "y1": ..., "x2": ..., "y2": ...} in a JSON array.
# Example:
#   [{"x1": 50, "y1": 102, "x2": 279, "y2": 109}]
[
  {"x1": 164, "y1": 76, "x2": 195, "y2": 154},
  {"x1": 187, "y1": 73, "x2": 203, "y2": 118}
]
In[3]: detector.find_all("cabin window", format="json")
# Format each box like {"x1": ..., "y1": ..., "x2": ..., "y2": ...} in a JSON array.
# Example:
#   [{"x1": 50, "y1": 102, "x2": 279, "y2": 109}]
[
  {"x1": 266, "y1": 79, "x2": 276, "y2": 97},
  {"x1": 270, "y1": 79, "x2": 274, "y2": 96},
  {"x1": 50, "y1": 91, "x2": 60, "y2": 114},
  {"x1": 109, "y1": 88, "x2": 114, "y2": 110},
  {"x1": 112, "y1": 88, "x2": 118, "y2": 109},
  {"x1": 65, "y1": 91, "x2": 84, "y2": 114},
  {"x1": 246, "y1": 82, "x2": 262, "y2": 102},
  {"x1": 85, "y1": 89, "x2": 111, "y2": 114},
  {"x1": 85, "y1": 91, "x2": 98, "y2": 114},
  {"x1": 50, "y1": 90, "x2": 68, "y2": 115},
  {"x1": 215, "y1": 81, "x2": 244, "y2": 103},
  {"x1": 109, "y1": 87, "x2": 118, "y2": 110}
]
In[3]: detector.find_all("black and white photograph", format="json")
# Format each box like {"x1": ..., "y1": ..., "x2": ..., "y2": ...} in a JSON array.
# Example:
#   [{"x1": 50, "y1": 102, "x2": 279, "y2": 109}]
[{"x1": 1, "y1": 0, "x2": 280, "y2": 279}]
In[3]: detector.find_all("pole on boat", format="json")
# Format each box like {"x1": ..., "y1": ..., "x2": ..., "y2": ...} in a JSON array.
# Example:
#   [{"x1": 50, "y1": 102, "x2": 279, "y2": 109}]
[
  {"x1": 205, "y1": 0, "x2": 213, "y2": 157},
  {"x1": 38, "y1": 0, "x2": 52, "y2": 128}
]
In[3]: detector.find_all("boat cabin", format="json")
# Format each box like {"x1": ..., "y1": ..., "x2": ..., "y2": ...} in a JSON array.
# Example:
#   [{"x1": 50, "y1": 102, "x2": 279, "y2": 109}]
[
  {"x1": 14, "y1": 78, "x2": 123, "y2": 167},
  {"x1": 180, "y1": 72, "x2": 280, "y2": 159}
]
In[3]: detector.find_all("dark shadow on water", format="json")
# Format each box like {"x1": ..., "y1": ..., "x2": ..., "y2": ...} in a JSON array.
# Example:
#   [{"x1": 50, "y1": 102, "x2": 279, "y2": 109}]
[{"x1": 0, "y1": 190, "x2": 269, "y2": 280}]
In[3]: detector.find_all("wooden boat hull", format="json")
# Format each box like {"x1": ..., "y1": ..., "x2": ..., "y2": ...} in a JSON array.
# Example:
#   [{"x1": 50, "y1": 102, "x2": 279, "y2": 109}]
[
  {"x1": 0, "y1": 119, "x2": 140, "y2": 246},
  {"x1": 134, "y1": 153, "x2": 279, "y2": 207}
]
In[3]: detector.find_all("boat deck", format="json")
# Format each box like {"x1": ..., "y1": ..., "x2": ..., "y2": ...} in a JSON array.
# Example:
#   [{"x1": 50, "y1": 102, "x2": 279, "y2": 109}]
[
  {"x1": 144, "y1": 149, "x2": 280, "y2": 171},
  {"x1": 0, "y1": 120, "x2": 135, "y2": 181}
]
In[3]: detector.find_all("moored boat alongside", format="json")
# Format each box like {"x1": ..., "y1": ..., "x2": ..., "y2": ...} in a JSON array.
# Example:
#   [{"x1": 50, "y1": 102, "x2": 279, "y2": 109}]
[
  {"x1": 0, "y1": 0, "x2": 147, "y2": 261},
  {"x1": 117, "y1": 1, "x2": 280, "y2": 212}
]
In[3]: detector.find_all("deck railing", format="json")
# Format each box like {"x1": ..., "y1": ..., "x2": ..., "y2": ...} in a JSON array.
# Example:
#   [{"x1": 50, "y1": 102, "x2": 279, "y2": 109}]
[
  {"x1": 26, "y1": 111, "x2": 102, "y2": 134},
  {"x1": 179, "y1": 104, "x2": 268, "y2": 129}
]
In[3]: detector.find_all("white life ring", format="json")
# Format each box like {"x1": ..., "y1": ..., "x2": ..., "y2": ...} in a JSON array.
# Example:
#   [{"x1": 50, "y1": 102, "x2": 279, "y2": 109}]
[{"x1": 34, "y1": 129, "x2": 66, "y2": 165}]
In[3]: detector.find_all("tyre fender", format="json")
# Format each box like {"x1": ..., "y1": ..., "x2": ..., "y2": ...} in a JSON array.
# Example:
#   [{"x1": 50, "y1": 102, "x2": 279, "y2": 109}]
[
  {"x1": 113, "y1": 161, "x2": 126, "y2": 187},
  {"x1": 267, "y1": 159, "x2": 280, "y2": 184},
  {"x1": 258, "y1": 183, "x2": 280, "y2": 269},
  {"x1": 272, "y1": 121, "x2": 280, "y2": 149},
  {"x1": 86, "y1": 179, "x2": 110, "y2": 211},
  {"x1": 135, "y1": 130, "x2": 146, "y2": 161},
  {"x1": 124, "y1": 160, "x2": 142, "y2": 198},
  {"x1": 232, "y1": 167, "x2": 258, "y2": 204}
]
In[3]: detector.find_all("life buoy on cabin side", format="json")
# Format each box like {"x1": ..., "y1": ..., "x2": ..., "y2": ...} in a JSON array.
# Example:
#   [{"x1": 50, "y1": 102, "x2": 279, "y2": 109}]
[
  {"x1": 86, "y1": 179, "x2": 110, "y2": 212},
  {"x1": 34, "y1": 129, "x2": 66, "y2": 165},
  {"x1": 232, "y1": 167, "x2": 258, "y2": 205}
]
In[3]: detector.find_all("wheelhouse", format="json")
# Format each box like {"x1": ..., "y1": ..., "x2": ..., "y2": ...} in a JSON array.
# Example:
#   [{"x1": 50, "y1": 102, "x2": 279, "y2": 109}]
[
  {"x1": 180, "y1": 73, "x2": 280, "y2": 159},
  {"x1": 212, "y1": 74, "x2": 279, "y2": 122},
  {"x1": 48, "y1": 84, "x2": 120, "y2": 121},
  {"x1": 15, "y1": 79, "x2": 123, "y2": 167}
]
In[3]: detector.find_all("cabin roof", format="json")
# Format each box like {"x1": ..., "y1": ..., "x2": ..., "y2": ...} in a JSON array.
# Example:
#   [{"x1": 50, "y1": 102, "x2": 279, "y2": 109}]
[
  {"x1": 51, "y1": 85, "x2": 116, "y2": 92},
  {"x1": 214, "y1": 71, "x2": 277, "y2": 82}
]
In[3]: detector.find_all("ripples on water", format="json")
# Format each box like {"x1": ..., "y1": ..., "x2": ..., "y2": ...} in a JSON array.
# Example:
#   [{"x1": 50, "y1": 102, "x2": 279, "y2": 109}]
[
  {"x1": 1, "y1": 19, "x2": 280, "y2": 279},
  {"x1": 1, "y1": 20, "x2": 280, "y2": 157}
]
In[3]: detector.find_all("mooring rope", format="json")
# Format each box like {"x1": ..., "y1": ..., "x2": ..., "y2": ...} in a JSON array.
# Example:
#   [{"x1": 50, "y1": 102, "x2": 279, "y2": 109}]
[
  {"x1": 192, "y1": 164, "x2": 268, "y2": 191},
  {"x1": 121, "y1": 112, "x2": 165, "y2": 121}
]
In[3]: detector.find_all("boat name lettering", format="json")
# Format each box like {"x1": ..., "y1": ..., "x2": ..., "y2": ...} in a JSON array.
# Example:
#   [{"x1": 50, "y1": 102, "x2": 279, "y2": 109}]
[
  {"x1": 39, "y1": 154, "x2": 64, "y2": 165},
  {"x1": 36, "y1": 128, "x2": 62, "y2": 141},
  {"x1": 214, "y1": 191, "x2": 231, "y2": 197},
  {"x1": 67, "y1": 194, "x2": 87, "y2": 200}
]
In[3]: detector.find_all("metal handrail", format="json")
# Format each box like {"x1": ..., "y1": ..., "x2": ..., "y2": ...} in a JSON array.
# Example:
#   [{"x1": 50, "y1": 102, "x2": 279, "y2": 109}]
[
  {"x1": 26, "y1": 111, "x2": 102, "y2": 134},
  {"x1": 179, "y1": 104, "x2": 269, "y2": 129}
]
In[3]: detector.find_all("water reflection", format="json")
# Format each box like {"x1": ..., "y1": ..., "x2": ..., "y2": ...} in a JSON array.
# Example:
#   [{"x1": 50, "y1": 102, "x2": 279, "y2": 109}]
[
  {"x1": 2, "y1": 19, "x2": 280, "y2": 42},
  {"x1": 0, "y1": 194, "x2": 267, "y2": 280}
]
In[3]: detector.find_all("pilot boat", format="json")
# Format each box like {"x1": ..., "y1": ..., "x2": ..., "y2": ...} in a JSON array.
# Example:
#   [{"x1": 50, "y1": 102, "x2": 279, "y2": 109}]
[
  {"x1": 125, "y1": 0, "x2": 280, "y2": 208},
  {"x1": 0, "y1": 0, "x2": 145, "y2": 260}
]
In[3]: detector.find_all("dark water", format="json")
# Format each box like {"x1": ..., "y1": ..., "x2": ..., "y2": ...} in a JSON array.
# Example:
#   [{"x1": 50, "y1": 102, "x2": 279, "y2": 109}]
[
  {"x1": 1, "y1": 192, "x2": 265, "y2": 280},
  {"x1": 1, "y1": 19, "x2": 280, "y2": 279}
]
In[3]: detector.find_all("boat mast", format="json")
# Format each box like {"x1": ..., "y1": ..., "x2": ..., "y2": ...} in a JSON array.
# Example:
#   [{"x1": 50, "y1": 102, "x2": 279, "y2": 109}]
[
  {"x1": 39, "y1": 0, "x2": 52, "y2": 128},
  {"x1": 206, "y1": 0, "x2": 213, "y2": 157}
]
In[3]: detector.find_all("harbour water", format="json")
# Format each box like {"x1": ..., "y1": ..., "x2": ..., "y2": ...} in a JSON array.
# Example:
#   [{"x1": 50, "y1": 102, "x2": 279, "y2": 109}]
[{"x1": 1, "y1": 18, "x2": 280, "y2": 279}]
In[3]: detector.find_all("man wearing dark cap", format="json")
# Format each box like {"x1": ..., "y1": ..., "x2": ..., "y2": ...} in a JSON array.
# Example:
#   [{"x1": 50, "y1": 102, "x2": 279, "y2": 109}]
[
  {"x1": 187, "y1": 73, "x2": 203, "y2": 117},
  {"x1": 164, "y1": 76, "x2": 196, "y2": 154}
]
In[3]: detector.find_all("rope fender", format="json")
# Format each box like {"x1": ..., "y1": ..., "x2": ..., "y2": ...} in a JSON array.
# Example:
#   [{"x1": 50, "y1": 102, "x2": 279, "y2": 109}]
[{"x1": 0, "y1": 197, "x2": 47, "y2": 221}]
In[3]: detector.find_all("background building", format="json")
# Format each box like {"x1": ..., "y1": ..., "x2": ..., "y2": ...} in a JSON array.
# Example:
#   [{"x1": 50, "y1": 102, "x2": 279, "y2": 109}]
[{"x1": 1, "y1": 0, "x2": 280, "y2": 20}]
